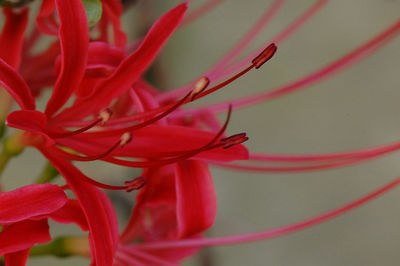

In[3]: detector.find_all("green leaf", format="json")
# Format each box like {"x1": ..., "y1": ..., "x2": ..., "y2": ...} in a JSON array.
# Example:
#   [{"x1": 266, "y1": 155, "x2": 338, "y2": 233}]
[{"x1": 82, "y1": 0, "x2": 103, "y2": 29}]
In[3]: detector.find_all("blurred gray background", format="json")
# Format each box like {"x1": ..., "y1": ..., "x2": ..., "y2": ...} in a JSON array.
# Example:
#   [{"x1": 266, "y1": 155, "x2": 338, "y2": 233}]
[{"x1": 2, "y1": 0, "x2": 400, "y2": 265}]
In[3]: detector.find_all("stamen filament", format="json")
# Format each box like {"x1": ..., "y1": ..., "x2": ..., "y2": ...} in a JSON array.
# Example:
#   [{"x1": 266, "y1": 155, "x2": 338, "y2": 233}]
[
  {"x1": 53, "y1": 133, "x2": 132, "y2": 161},
  {"x1": 49, "y1": 109, "x2": 112, "y2": 138},
  {"x1": 188, "y1": 43, "x2": 277, "y2": 101},
  {"x1": 85, "y1": 91, "x2": 192, "y2": 138},
  {"x1": 135, "y1": 174, "x2": 400, "y2": 249}
]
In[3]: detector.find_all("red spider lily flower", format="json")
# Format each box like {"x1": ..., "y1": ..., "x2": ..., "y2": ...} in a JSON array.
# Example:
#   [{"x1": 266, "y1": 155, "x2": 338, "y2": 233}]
[
  {"x1": 0, "y1": 1, "x2": 249, "y2": 265},
  {"x1": 0, "y1": 183, "x2": 88, "y2": 265},
  {"x1": 1, "y1": 0, "x2": 398, "y2": 265}
]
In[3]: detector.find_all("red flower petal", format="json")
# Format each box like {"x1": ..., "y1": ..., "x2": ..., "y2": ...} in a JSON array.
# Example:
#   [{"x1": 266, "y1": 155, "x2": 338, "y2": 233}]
[
  {"x1": 37, "y1": 199, "x2": 89, "y2": 231},
  {"x1": 44, "y1": 0, "x2": 89, "y2": 116},
  {"x1": 6, "y1": 110, "x2": 54, "y2": 145},
  {"x1": 58, "y1": 125, "x2": 248, "y2": 162},
  {"x1": 36, "y1": 0, "x2": 58, "y2": 35},
  {"x1": 0, "y1": 183, "x2": 67, "y2": 224},
  {"x1": 21, "y1": 41, "x2": 60, "y2": 97},
  {"x1": 175, "y1": 160, "x2": 216, "y2": 237},
  {"x1": 121, "y1": 165, "x2": 177, "y2": 243},
  {"x1": 56, "y1": 3, "x2": 188, "y2": 121},
  {"x1": 4, "y1": 249, "x2": 30, "y2": 266},
  {"x1": 0, "y1": 219, "x2": 51, "y2": 256},
  {"x1": 102, "y1": 0, "x2": 127, "y2": 48},
  {"x1": 0, "y1": 59, "x2": 35, "y2": 110},
  {"x1": 0, "y1": 8, "x2": 29, "y2": 68},
  {"x1": 41, "y1": 149, "x2": 119, "y2": 266}
]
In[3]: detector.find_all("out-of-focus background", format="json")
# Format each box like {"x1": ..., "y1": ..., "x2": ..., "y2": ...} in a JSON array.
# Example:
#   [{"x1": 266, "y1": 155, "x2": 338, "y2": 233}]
[{"x1": 2, "y1": 0, "x2": 400, "y2": 265}]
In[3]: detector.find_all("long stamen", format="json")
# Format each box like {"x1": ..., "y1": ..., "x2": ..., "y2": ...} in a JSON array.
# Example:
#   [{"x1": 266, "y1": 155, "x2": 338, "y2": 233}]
[
  {"x1": 131, "y1": 105, "x2": 233, "y2": 159},
  {"x1": 180, "y1": 0, "x2": 225, "y2": 27},
  {"x1": 92, "y1": 44, "x2": 276, "y2": 131},
  {"x1": 49, "y1": 109, "x2": 112, "y2": 138},
  {"x1": 86, "y1": 89, "x2": 193, "y2": 138},
  {"x1": 103, "y1": 131, "x2": 247, "y2": 168},
  {"x1": 174, "y1": 19, "x2": 400, "y2": 117},
  {"x1": 191, "y1": 43, "x2": 277, "y2": 101},
  {"x1": 135, "y1": 175, "x2": 400, "y2": 249},
  {"x1": 54, "y1": 132, "x2": 132, "y2": 161},
  {"x1": 102, "y1": 106, "x2": 248, "y2": 168}
]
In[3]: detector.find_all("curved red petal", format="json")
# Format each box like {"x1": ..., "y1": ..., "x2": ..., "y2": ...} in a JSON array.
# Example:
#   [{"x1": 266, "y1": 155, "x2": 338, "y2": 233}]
[
  {"x1": 58, "y1": 125, "x2": 248, "y2": 162},
  {"x1": 0, "y1": 219, "x2": 50, "y2": 256},
  {"x1": 41, "y1": 150, "x2": 119, "y2": 266},
  {"x1": 0, "y1": 8, "x2": 29, "y2": 69},
  {"x1": 39, "y1": 199, "x2": 89, "y2": 231},
  {"x1": 56, "y1": 3, "x2": 188, "y2": 120},
  {"x1": 175, "y1": 160, "x2": 216, "y2": 237},
  {"x1": 6, "y1": 110, "x2": 54, "y2": 145},
  {"x1": 35, "y1": 0, "x2": 58, "y2": 35},
  {"x1": 4, "y1": 249, "x2": 30, "y2": 266},
  {"x1": 102, "y1": 0, "x2": 127, "y2": 48},
  {"x1": 0, "y1": 59, "x2": 35, "y2": 110},
  {"x1": 0, "y1": 183, "x2": 67, "y2": 224},
  {"x1": 45, "y1": 0, "x2": 89, "y2": 116}
]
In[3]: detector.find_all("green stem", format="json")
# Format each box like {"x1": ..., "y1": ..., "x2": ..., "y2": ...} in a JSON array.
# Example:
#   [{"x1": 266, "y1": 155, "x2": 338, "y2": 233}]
[
  {"x1": 0, "y1": 153, "x2": 10, "y2": 177},
  {"x1": 35, "y1": 162, "x2": 59, "y2": 184},
  {"x1": 30, "y1": 236, "x2": 90, "y2": 258},
  {"x1": 0, "y1": 132, "x2": 25, "y2": 177},
  {"x1": 0, "y1": 122, "x2": 6, "y2": 140}
]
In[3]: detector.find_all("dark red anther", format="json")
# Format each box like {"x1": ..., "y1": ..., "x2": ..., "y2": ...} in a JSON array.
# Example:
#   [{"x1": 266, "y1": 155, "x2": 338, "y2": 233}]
[
  {"x1": 252, "y1": 43, "x2": 277, "y2": 69},
  {"x1": 220, "y1": 133, "x2": 249, "y2": 149},
  {"x1": 125, "y1": 176, "x2": 146, "y2": 192}
]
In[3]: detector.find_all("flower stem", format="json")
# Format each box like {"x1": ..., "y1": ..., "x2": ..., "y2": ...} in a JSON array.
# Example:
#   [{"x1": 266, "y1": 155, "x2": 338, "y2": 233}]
[
  {"x1": 0, "y1": 122, "x2": 6, "y2": 140},
  {"x1": 30, "y1": 236, "x2": 90, "y2": 258},
  {"x1": 0, "y1": 153, "x2": 10, "y2": 177},
  {"x1": 35, "y1": 162, "x2": 59, "y2": 184},
  {"x1": 0, "y1": 131, "x2": 25, "y2": 177}
]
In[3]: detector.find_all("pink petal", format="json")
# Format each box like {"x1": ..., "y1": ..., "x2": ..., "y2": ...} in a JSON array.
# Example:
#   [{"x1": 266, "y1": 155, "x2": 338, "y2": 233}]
[
  {"x1": 44, "y1": 0, "x2": 89, "y2": 116},
  {"x1": 4, "y1": 249, "x2": 30, "y2": 266},
  {"x1": 41, "y1": 149, "x2": 119, "y2": 266},
  {"x1": 0, "y1": 219, "x2": 51, "y2": 256},
  {"x1": 0, "y1": 8, "x2": 29, "y2": 68},
  {"x1": 56, "y1": 3, "x2": 188, "y2": 120},
  {"x1": 175, "y1": 160, "x2": 216, "y2": 237},
  {"x1": 0, "y1": 183, "x2": 67, "y2": 224},
  {"x1": 0, "y1": 59, "x2": 35, "y2": 110}
]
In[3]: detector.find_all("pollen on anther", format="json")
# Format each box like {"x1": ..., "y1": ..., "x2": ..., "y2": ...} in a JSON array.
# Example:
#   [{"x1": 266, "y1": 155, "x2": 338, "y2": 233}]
[
  {"x1": 252, "y1": 43, "x2": 277, "y2": 69},
  {"x1": 98, "y1": 108, "x2": 113, "y2": 125},
  {"x1": 120, "y1": 132, "x2": 133, "y2": 147},
  {"x1": 190, "y1": 76, "x2": 210, "y2": 100}
]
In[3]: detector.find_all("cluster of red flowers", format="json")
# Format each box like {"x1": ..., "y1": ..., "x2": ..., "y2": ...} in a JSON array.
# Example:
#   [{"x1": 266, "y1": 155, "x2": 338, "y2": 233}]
[{"x1": 0, "y1": 0, "x2": 399, "y2": 265}]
